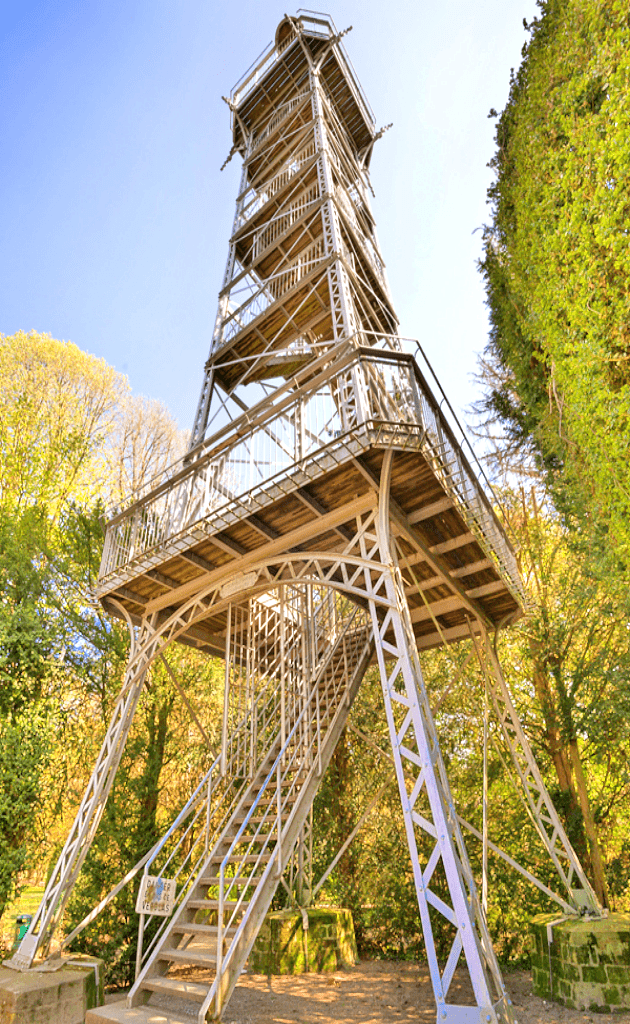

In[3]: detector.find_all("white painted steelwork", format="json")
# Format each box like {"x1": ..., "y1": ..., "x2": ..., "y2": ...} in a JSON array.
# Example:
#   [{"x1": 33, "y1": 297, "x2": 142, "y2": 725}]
[{"x1": 11, "y1": 14, "x2": 603, "y2": 1024}]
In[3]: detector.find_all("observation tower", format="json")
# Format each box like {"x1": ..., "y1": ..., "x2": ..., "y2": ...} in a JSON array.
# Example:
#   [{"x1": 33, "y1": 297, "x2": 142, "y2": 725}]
[{"x1": 10, "y1": 12, "x2": 601, "y2": 1024}]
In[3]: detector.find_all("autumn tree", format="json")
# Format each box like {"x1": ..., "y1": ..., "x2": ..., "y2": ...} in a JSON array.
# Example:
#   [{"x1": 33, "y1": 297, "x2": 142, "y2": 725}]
[
  {"x1": 0, "y1": 331, "x2": 205, "y2": 956},
  {"x1": 495, "y1": 487, "x2": 630, "y2": 906}
]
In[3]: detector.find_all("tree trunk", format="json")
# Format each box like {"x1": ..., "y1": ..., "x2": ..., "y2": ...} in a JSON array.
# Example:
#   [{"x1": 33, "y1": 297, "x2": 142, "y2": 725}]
[
  {"x1": 530, "y1": 647, "x2": 591, "y2": 871},
  {"x1": 568, "y1": 738, "x2": 609, "y2": 907}
]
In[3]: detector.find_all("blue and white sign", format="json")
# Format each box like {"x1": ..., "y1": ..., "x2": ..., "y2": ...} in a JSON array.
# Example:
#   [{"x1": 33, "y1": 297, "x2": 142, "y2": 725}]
[{"x1": 135, "y1": 875, "x2": 176, "y2": 917}]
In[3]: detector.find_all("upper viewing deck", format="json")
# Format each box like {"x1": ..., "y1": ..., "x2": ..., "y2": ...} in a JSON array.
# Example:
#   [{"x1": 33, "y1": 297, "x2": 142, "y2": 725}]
[
  {"x1": 229, "y1": 12, "x2": 376, "y2": 161},
  {"x1": 96, "y1": 337, "x2": 524, "y2": 651}
]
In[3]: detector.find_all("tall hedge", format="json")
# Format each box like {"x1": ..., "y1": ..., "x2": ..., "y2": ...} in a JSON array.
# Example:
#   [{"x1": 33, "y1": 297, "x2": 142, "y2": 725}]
[{"x1": 481, "y1": 0, "x2": 630, "y2": 573}]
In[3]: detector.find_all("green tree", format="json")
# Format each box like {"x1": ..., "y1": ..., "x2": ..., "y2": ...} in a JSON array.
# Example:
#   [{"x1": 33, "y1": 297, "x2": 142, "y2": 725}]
[
  {"x1": 480, "y1": 0, "x2": 630, "y2": 577},
  {"x1": 0, "y1": 714, "x2": 51, "y2": 921},
  {"x1": 0, "y1": 331, "x2": 127, "y2": 927},
  {"x1": 496, "y1": 488, "x2": 630, "y2": 906}
]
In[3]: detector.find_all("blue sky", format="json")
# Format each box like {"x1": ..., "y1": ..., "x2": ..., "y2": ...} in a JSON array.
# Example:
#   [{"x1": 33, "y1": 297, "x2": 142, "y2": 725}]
[{"x1": 1, "y1": 0, "x2": 538, "y2": 434}]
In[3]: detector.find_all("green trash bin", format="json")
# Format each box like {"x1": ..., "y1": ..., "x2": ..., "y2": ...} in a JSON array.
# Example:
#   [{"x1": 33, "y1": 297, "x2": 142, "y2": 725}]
[{"x1": 11, "y1": 914, "x2": 32, "y2": 953}]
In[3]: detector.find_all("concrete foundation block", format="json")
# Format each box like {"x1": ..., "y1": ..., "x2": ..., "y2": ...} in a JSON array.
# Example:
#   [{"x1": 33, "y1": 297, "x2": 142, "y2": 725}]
[
  {"x1": 0, "y1": 954, "x2": 103, "y2": 1023},
  {"x1": 249, "y1": 906, "x2": 357, "y2": 974},
  {"x1": 530, "y1": 912, "x2": 630, "y2": 1012}
]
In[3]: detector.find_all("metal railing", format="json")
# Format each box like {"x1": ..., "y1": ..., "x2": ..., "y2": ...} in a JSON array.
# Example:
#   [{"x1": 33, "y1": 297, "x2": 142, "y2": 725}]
[
  {"x1": 128, "y1": 598, "x2": 371, "y2": 1019},
  {"x1": 246, "y1": 89, "x2": 312, "y2": 158},
  {"x1": 98, "y1": 339, "x2": 524, "y2": 605},
  {"x1": 335, "y1": 183, "x2": 387, "y2": 290},
  {"x1": 251, "y1": 183, "x2": 320, "y2": 259},
  {"x1": 198, "y1": 603, "x2": 371, "y2": 1021},
  {"x1": 222, "y1": 238, "x2": 326, "y2": 346},
  {"x1": 235, "y1": 139, "x2": 319, "y2": 231}
]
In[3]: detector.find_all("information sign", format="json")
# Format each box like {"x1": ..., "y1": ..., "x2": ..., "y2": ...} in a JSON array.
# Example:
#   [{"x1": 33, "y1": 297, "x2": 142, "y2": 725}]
[{"x1": 135, "y1": 875, "x2": 176, "y2": 917}]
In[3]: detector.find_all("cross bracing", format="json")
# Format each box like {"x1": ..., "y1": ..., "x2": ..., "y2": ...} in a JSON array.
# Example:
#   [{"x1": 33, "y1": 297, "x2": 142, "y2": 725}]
[{"x1": 9, "y1": 12, "x2": 603, "y2": 1024}]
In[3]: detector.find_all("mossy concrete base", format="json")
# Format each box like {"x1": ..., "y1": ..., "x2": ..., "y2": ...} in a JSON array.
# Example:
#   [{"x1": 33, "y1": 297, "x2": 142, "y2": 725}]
[
  {"x1": 530, "y1": 913, "x2": 630, "y2": 1013},
  {"x1": 0, "y1": 954, "x2": 104, "y2": 1023},
  {"x1": 250, "y1": 907, "x2": 357, "y2": 974}
]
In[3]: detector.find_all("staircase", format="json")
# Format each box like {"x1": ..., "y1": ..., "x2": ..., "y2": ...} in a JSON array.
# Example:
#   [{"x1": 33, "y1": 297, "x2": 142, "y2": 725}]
[{"x1": 88, "y1": 600, "x2": 372, "y2": 1024}]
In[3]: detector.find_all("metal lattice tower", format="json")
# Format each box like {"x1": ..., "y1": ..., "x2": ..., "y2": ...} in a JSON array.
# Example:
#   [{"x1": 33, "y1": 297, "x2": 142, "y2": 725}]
[{"x1": 10, "y1": 12, "x2": 602, "y2": 1023}]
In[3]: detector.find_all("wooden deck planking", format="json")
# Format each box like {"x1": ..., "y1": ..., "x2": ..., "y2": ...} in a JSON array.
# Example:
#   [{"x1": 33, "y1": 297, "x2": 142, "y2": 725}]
[{"x1": 99, "y1": 439, "x2": 520, "y2": 651}]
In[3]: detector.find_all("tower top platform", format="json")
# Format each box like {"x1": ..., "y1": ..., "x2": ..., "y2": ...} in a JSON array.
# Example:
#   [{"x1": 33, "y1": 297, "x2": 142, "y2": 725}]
[{"x1": 228, "y1": 12, "x2": 376, "y2": 163}]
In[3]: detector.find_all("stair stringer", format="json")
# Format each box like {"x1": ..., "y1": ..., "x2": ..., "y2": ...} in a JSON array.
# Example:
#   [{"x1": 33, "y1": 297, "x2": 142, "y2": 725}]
[
  {"x1": 206, "y1": 635, "x2": 374, "y2": 1020},
  {"x1": 127, "y1": 743, "x2": 283, "y2": 1005},
  {"x1": 128, "y1": 604, "x2": 374, "y2": 1019}
]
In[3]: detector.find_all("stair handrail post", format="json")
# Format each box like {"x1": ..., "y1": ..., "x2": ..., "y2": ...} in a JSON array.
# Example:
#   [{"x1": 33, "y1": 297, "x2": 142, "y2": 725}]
[
  {"x1": 204, "y1": 769, "x2": 213, "y2": 857},
  {"x1": 276, "y1": 760, "x2": 282, "y2": 876},
  {"x1": 135, "y1": 911, "x2": 145, "y2": 982},
  {"x1": 315, "y1": 677, "x2": 322, "y2": 775},
  {"x1": 280, "y1": 586, "x2": 287, "y2": 759},
  {"x1": 221, "y1": 603, "x2": 232, "y2": 777},
  {"x1": 216, "y1": 861, "x2": 225, "y2": 1010}
]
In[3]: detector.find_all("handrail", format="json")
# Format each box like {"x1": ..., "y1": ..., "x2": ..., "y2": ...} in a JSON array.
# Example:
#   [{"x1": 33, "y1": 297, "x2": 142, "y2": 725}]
[
  {"x1": 201, "y1": 607, "x2": 371, "y2": 1020},
  {"x1": 246, "y1": 89, "x2": 312, "y2": 159},
  {"x1": 131, "y1": 584, "x2": 351, "y2": 976},
  {"x1": 98, "y1": 339, "x2": 524, "y2": 607},
  {"x1": 124, "y1": 597, "x2": 370, "y2": 1015}
]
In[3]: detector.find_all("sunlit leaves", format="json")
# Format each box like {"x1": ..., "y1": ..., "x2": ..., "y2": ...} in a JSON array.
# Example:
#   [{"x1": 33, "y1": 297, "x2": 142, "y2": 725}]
[{"x1": 480, "y1": 0, "x2": 630, "y2": 574}]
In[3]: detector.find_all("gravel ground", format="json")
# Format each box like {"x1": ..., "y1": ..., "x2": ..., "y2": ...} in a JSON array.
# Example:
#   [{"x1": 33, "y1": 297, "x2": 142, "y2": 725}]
[{"x1": 105, "y1": 960, "x2": 630, "y2": 1023}]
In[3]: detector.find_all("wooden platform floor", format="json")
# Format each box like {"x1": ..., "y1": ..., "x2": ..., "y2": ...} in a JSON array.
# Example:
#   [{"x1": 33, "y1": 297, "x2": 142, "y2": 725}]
[{"x1": 97, "y1": 443, "x2": 522, "y2": 655}]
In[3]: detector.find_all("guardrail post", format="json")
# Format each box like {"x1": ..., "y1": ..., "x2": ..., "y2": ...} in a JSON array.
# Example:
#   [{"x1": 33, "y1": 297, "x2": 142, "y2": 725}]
[
  {"x1": 135, "y1": 911, "x2": 145, "y2": 981},
  {"x1": 276, "y1": 762, "x2": 283, "y2": 876},
  {"x1": 216, "y1": 863, "x2": 224, "y2": 991},
  {"x1": 221, "y1": 604, "x2": 232, "y2": 777},
  {"x1": 204, "y1": 772, "x2": 212, "y2": 857}
]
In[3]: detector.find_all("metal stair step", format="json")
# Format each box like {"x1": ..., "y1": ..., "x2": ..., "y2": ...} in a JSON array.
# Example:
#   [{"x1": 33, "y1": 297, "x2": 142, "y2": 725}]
[
  {"x1": 229, "y1": 831, "x2": 275, "y2": 843},
  {"x1": 215, "y1": 832, "x2": 274, "y2": 848},
  {"x1": 86, "y1": 1005, "x2": 193, "y2": 1023},
  {"x1": 239, "y1": 790, "x2": 295, "y2": 807},
  {"x1": 223, "y1": 852, "x2": 271, "y2": 864},
  {"x1": 186, "y1": 898, "x2": 250, "y2": 911},
  {"x1": 171, "y1": 921, "x2": 238, "y2": 937},
  {"x1": 141, "y1": 976, "x2": 210, "y2": 1003},
  {"x1": 157, "y1": 946, "x2": 218, "y2": 966},
  {"x1": 234, "y1": 813, "x2": 290, "y2": 825},
  {"x1": 198, "y1": 872, "x2": 260, "y2": 886}
]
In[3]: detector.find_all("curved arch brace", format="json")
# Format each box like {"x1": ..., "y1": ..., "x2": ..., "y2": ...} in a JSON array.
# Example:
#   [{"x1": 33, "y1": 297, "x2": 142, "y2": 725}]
[{"x1": 12, "y1": 537, "x2": 394, "y2": 968}]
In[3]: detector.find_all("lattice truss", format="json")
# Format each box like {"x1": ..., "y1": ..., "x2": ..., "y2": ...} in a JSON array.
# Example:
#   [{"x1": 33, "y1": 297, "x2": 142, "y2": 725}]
[
  {"x1": 9, "y1": 13, "x2": 603, "y2": 1024},
  {"x1": 190, "y1": 13, "x2": 397, "y2": 448}
]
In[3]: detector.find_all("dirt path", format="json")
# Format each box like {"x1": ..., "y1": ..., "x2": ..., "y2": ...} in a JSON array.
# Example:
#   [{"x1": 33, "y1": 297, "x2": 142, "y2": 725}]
[
  {"x1": 107, "y1": 960, "x2": 630, "y2": 1022},
  {"x1": 225, "y1": 961, "x2": 630, "y2": 1024}
]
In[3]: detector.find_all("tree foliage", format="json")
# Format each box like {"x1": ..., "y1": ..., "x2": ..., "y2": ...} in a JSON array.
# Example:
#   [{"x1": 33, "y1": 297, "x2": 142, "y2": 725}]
[
  {"x1": 0, "y1": 331, "x2": 193, "y2": 959},
  {"x1": 497, "y1": 488, "x2": 630, "y2": 907},
  {"x1": 2, "y1": 324, "x2": 630, "y2": 978},
  {"x1": 480, "y1": 0, "x2": 630, "y2": 575}
]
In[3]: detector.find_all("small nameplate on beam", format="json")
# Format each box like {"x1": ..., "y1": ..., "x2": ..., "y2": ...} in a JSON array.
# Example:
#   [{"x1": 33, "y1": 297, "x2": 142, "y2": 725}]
[
  {"x1": 136, "y1": 875, "x2": 176, "y2": 917},
  {"x1": 220, "y1": 571, "x2": 258, "y2": 599}
]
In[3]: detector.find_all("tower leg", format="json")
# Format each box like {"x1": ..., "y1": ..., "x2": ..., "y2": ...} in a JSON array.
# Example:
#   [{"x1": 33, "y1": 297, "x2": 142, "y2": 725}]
[
  {"x1": 8, "y1": 616, "x2": 155, "y2": 969},
  {"x1": 366, "y1": 452, "x2": 513, "y2": 1023},
  {"x1": 470, "y1": 629, "x2": 601, "y2": 915}
]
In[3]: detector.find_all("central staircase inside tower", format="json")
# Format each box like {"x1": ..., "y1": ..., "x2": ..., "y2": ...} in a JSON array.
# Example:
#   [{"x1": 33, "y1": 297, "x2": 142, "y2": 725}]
[{"x1": 87, "y1": 595, "x2": 373, "y2": 1024}]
